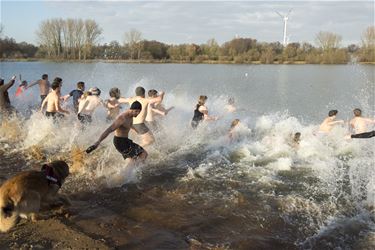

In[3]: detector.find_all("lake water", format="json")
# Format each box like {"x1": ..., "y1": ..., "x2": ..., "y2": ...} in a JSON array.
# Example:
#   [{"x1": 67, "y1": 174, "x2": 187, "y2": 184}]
[{"x1": 0, "y1": 62, "x2": 374, "y2": 249}]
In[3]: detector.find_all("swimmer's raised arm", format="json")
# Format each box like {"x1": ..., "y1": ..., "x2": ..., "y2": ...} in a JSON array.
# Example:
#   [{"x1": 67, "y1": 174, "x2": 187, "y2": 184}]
[
  {"x1": 363, "y1": 117, "x2": 375, "y2": 124},
  {"x1": 118, "y1": 97, "x2": 131, "y2": 104},
  {"x1": 87, "y1": 116, "x2": 125, "y2": 153},
  {"x1": 151, "y1": 107, "x2": 166, "y2": 116},
  {"x1": 328, "y1": 120, "x2": 344, "y2": 125},
  {"x1": 26, "y1": 80, "x2": 38, "y2": 89},
  {"x1": 62, "y1": 94, "x2": 70, "y2": 102},
  {"x1": 4, "y1": 76, "x2": 16, "y2": 90}
]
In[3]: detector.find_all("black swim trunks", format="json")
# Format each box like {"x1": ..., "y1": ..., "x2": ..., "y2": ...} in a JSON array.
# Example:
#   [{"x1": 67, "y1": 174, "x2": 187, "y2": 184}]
[
  {"x1": 113, "y1": 136, "x2": 144, "y2": 159},
  {"x1": 351, "y1": 131, "x2": 375, "y2": 139},
  {"x1": 77, "y1": 114, "x2": 92, "y2": 124},
  {"x1": 191, "y1": 104, "x2": 204, "y2": 129},
  {"x1": 45, "y1": 111, "x2": 64, "y2": 119},
  {"x1": 132, "y1": 123, "x2": 150, "y2": 135}
]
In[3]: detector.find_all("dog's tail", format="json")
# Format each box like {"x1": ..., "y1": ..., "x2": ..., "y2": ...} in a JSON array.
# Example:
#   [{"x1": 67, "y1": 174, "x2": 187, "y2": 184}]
[{"x1": 0, "y1": 196, "x2": 18, "y2": 233}]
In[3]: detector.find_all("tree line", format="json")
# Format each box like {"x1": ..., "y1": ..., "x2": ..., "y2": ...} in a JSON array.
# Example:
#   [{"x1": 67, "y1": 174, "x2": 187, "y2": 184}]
[{"x1": 0, "y1": 18, "x2": 374, "y2": 64}]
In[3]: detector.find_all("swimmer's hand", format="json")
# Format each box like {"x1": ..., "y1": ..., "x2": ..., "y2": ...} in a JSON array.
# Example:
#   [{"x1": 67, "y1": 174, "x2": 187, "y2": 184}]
[
  {"x1": 11, "y1": 76, "x2": 16, "y2": 81},
  {"x1": 86, "y1": 144, "x2": 98, "y2": 154}
]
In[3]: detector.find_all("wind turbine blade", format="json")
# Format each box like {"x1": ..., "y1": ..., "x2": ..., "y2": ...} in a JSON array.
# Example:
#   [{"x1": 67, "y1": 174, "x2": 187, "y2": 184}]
[{"x1": 275, "y1": 11, "x2": 283, "y2": 18}]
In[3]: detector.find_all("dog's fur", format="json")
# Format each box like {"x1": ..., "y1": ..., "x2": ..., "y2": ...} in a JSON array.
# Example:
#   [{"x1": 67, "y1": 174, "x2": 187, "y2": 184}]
[{"x1": 0, "y1": 160, "x2": 70, "y2": 232}]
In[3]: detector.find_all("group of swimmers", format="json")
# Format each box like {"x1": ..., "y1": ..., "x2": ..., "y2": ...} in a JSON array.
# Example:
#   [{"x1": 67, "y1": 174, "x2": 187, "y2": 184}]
[{"x1": 0, "y1": 74, "x2": 374, "y2": 168}]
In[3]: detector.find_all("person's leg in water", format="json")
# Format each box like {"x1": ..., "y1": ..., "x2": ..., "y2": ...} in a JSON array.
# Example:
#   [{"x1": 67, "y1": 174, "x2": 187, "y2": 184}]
[
  {"x1": 133, "y1": 123, "x2": 155, "y2": 147},
  {"x1": 40, "y1": 95, "x2": 47, "y2": 105},
  {"x1": 351, "y1": 131, "x2": 375, "y2": 139},
  {"x1": 140, "y1": 131, "x2": 155, "y2": 147}
]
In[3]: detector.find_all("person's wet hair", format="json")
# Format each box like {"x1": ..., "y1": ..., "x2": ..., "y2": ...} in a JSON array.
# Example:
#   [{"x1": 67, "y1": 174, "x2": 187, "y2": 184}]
[
  {"x1": 353, "y1": 108, "x2": 362, "y2": 117},
  {"x1": 228, "y1": 97, "x2": 235, "y2": 105},
  {"x1": 148, "y1": 89, "x2": 158, "y2": 97},
  {"x1": 0, "y1": 79, "x2": 4, "y2": 86},
  {"x1": 90, "y1": 87, "x2": 101, "y2": 96},
  {"x1": 230, "y1": 119, "x2": 240, "y2": 129},
  {"x1": 51, "y1": 81, "x2": 60, "y2": 90},
  {"x1": 77, "y1": 81, "x2": 85, "y2": 90},
  {"x1": 135, "y1": 87, "x2": 145, "y2": 97},
  {"x1": 53, "y1": 77, "x2": 62, "y2": 86},
  {"x1": 109, "y1": 87, "x2": 121, "y2": 99},
  {"x1": 130, "y1": 101, "x2": 142, "y2": 110},
  {"x1": 294, "y1": 132, "x2": 301, "y2": 142},
  {"x1": 198, "y1": 95, "x2": 208, "y2": 106},
  {"x1": 328, "y1": 110, "x2": 338, "y2": 117},
  {"x1": 42, "y1": 74, "x2": 48, "y2": 80}
]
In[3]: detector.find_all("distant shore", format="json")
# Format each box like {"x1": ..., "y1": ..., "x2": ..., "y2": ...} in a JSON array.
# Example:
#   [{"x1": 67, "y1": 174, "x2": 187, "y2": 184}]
[{"x1": 1, "y1": 58, "x2": 374, "y2": 65}]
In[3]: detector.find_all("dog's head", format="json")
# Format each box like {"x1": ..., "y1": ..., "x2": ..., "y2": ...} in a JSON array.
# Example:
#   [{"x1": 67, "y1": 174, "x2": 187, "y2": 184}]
[{"x1": 41, "y1": 161, "x2": 70, "y2": 185}]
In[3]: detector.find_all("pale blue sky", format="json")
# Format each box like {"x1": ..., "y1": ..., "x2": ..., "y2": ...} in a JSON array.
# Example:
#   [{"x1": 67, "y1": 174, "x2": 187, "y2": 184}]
[{"x1": 0, "y1": 1, "x2": 373, "y2": 46}]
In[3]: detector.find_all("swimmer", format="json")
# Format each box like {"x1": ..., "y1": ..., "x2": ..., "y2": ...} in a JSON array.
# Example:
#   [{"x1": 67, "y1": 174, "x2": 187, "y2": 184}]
[
  {"x1": 145, "y1": 89, "x2": 173, "y2": 131},
  {"x1": 26, "y1": 74, "x2": 50, "y2": 104},
  {"x1": 63, "y1": 81, "x2": 85, "y2": 113},
  {"x1": 318, "y1": 110, "x2": 344, "y2": 133},
  {"x1": 40, "y1": 77, "x2": 69, "y2": 119},
  {"x1": 228, "y1": 119, "x2": 240, "y2": 141},
  {"x1": 347, "y1": 108, "x2": 375, "y2": 139},
  {"x1": 191, "y1": 95, "x2": 218, "y2": 129},
  {"x1": 118, "y1": 87, "x2": 165, "y2": 147},
  {"x1": 291, "y1": 132, "x2": 301, "y2": 149},
  {"x1": 105, "y1": 87, "x2": 121, "y2": 122},
  {"x1": 77, "y1": 87, "x2": 104, "y2": 124},
  {"x1": 0, "y1": 76, "x2": 17, "y2": 117},
  {"x1": 225, "y1": 97, "x2": 237, "y2": 113},
  {"x1": 15, "y1": 80, "x2": 28, "y2": 97},
  {"x1": 86, "y1": 101, "x2": 148, "y2": 166}
]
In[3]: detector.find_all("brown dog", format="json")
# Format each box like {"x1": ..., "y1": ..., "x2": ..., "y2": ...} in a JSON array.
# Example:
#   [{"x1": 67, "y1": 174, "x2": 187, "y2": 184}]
[{"x1": 0, "y1": 160, "x2": 70, "y2": 232}]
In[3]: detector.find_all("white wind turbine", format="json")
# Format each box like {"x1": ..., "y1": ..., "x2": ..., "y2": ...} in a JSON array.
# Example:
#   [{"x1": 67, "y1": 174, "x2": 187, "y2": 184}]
[{"x1": 276, "y1": 9, "x2": 292, "y2": 46}]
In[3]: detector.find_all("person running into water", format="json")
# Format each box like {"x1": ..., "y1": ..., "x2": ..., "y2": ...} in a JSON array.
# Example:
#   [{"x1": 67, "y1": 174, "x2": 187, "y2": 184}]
[
  {"x1": 225, "y1": 97, "x2": 237, "y2": 113},
  {"x1": 15, "y1": 80, "x2": 28, "y2": 97},
  {"x1": 191, "y1": 95, "x2": 218, "y2": 129},
  {"x1": 145, "y1": 89, "x2": 173, "y2": 131},
  {"x1": 40, "y1": 78, "x2": 69, "y2": 119},
  {"x1": 26, "y1": 74, "x2": 50, "y2": 104},
  {"x1": 105, "y1": 87, "x2": 121, "y2": 122},
  {"x1": 228, "y1": 119, "x2": 240, "y2": 141},
  {"x1": 291, "y1": 132, "x2": 301, "y2": 149},
  {"x1": 0, "y1": 76, "x2": 17, "y2": 117},
  {"x1": 119, "y1": 87, "x2": 165, "y2": 147},
  {"x1": 77, "y1": 87, "x2": 103, "y2": 124},
  {"x1": 86, "y1": 101, "x2": 148, "y2": 165},
  {"x1": 347, "y1": 108, "x2": 375, "y2": 139},
  {"x1": 318, "y1": 110, "x2": 344, "y2": 133},
  {"x1": 63, "y1": 81, "x2": 85, "y2": 113}
]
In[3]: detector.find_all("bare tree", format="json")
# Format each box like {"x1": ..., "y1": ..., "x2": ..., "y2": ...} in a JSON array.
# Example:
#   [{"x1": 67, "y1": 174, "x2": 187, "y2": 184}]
[
  {"x1": 315, "y1": 31, "x2": 342, "y2": 51},
  {"x1": 83, "y1": 19, "x2": 102, "y2": 60},
  {"x1": 36, "y1": 20, "x2": 55, "y2": 57},
  {"x1": 361, "y1": 26, "x2": 375, "y2": 48},
  {"x1": 124, "y1": 29, "x2": 142, "y2": 59}
]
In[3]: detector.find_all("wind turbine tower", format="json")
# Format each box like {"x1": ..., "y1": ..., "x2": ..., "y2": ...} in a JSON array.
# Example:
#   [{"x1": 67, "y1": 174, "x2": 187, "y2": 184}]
[{"x1": 276, "y1": 9, "x2": 292, "y2": 46}]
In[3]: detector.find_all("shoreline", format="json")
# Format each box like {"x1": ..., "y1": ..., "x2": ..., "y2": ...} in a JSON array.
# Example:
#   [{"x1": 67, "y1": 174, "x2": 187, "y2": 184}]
[{"x1": 1, "y1": 58, "x2": 374, "y2": 65}]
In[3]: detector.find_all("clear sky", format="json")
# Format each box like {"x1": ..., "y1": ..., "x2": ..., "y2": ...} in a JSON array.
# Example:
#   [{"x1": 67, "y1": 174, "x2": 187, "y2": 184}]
[{"x1": 0, "y1": 0, "x2": 373, "y2": 46}]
